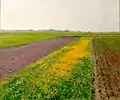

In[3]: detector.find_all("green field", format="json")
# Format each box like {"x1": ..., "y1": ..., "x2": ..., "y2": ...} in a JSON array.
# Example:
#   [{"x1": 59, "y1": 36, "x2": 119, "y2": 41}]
[
  {"x1": 0, "y1": 32, "x2": 117, "y2": 48},
  {"x1": 0, "y1": 32, "x2": 83, "y2": 48},
  {"x1": 0, "y1": 32, "x2": 120, "y2": 100},
  {"x1": 0, "y1": 33, "x2": 64, "y2": 48},
  {"x1": 0, "y1": 35, "x2": 94, "y2": 99}
]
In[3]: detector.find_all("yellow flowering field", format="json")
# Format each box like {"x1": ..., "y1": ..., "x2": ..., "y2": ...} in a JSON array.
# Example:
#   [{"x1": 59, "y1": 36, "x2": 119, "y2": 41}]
[{"x1": 0, "y1": 38, "x2": 93, "y2": 100}]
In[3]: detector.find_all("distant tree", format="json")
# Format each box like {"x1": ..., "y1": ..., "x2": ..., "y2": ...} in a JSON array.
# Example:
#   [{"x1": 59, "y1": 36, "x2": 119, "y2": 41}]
[
  {"x1": 65, "y1": 29, "x2": 69, "y2": 32},
  {"x1": 49, "y1": 29, "x2": 54, "y2": 31},
  {"x1": 30, "y1": 29, "x2": 33, "y2": 31}
]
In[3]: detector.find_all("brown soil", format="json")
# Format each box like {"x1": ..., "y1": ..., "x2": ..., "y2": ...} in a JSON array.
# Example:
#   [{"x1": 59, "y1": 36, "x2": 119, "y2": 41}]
[
  {"x1": 93, "y1": 38, "x2": 120, "y2": 100},
  {"x1": 0, "y1": 37, "x2": 78, "y2": 81}
]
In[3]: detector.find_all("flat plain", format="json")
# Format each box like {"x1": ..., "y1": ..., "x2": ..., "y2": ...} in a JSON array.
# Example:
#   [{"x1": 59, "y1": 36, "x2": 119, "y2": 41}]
[{"x1": 0, "y1": 32, "x2": 120, "y2": 100}]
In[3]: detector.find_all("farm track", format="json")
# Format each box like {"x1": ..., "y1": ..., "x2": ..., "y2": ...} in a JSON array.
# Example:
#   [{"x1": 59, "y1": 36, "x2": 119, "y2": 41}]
[
  {"x1": 93, "y1": 38, "x2": 120, "y2": 100},
  {"x1": 0, "y1": 37, "x2": 78, "y2": 81}
]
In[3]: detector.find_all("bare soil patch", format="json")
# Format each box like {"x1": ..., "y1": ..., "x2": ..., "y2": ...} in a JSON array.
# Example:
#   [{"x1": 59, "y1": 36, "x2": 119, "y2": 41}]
[
  {"x1": 93, "y1": 38, "x2": 120, "y2": 100},
  {"x1": 0, "y1": 37, "x2": 78, "y2": 81}
]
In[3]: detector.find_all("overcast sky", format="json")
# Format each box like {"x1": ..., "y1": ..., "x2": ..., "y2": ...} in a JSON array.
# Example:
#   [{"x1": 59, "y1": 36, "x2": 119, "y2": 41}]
[{"x1": 1, "y1": 0, "x2": 119, "y2": 32}]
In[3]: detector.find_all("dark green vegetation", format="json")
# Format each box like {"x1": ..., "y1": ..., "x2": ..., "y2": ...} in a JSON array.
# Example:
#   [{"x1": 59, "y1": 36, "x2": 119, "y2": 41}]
[
  {"x1": 57, "y1": 58, "x2": 93, "y2": 100},
  {"x1": 0, "y1": 58, "x2": 93, "y2": 100},
  {"x1": 97, "y1": 37, "x2": 120, "y2": 51}
]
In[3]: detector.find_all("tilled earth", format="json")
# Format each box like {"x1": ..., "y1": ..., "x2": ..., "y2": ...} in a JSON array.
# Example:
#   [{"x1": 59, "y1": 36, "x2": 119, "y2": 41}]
[
  {"x1": 93, "y1": 38, "x2": 120, "y2": 100},
  {"x1": 0, "y1": 37, "x2": 78, "y2": 81}
]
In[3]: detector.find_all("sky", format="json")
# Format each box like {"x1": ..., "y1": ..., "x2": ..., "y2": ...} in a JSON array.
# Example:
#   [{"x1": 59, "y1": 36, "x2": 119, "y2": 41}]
[{"x1": 1, "y1": 0, "x2": 119, "y2": 32}]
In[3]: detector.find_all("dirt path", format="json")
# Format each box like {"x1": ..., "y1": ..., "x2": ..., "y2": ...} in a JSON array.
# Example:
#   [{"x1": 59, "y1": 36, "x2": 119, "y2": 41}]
[
  {"x1": 0, "y1": 37, "x2": 78, "y2": 81},
  {"x1": 93, "y1": 38, "x2": 120, "y2": 100}
]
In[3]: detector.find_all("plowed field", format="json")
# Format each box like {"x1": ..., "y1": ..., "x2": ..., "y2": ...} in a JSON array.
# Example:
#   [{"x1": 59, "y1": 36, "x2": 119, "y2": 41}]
[{"x1": 93, "y1": 37, "x2": 120, "y2": 100}]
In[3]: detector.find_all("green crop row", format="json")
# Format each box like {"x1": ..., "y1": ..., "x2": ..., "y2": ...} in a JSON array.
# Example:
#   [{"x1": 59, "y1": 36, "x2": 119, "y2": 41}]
[
  {"x1": 97, "y1": 37, "x2": 120, "y2": 52},
  {"x1": 0, "y1": 58, "x2": 93, "y2": 100},
  {"x1": 0, "y1": 38, "x2": 94, "y2": 100}
]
